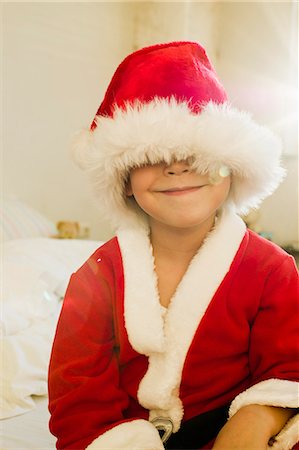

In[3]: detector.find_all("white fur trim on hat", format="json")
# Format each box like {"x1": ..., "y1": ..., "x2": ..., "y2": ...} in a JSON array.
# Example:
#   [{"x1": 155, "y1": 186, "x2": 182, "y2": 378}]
[
  {"x1": 85, "y1": 419, "x2": 164, "y2": 450},
  {"x1": 72, "y1": 98, "x2": 285, "y2": 229},
  {"x1": 229, "y1": 378, "x2": 299, "y2": 450}
]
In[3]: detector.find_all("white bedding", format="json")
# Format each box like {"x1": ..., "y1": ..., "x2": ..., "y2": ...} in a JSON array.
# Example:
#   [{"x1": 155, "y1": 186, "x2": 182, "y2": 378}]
[
  {"x1": 1, "y1": 396, "x2": 56, "y2": 450},
  {"x1": 1, "y1": 236, "x2": 104, "y2": 449}
]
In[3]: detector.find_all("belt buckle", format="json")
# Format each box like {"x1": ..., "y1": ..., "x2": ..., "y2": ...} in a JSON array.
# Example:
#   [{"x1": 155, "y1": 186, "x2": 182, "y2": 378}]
[{"x1": 151, "y1": 417, "x2": 173, "y2": 443}]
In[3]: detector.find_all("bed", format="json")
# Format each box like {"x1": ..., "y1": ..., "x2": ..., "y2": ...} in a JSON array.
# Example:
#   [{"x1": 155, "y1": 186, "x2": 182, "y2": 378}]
[{"x1": 1, "y1": 198, "x2": 103, "y2": 449}]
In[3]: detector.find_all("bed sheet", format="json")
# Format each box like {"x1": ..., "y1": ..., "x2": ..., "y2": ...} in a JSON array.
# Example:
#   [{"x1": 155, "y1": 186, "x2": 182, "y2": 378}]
[
  {"x1": 0, "y1": 395, "x2": 56, "y2": 450},
  {"x1": 2, "y1": 236, "x2": 104, "y2": 449}
]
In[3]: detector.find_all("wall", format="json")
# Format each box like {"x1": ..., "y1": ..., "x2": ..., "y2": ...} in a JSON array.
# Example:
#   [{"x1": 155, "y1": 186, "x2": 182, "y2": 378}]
[
  {"x1": 3, "y1": 2, "x2": 298, "y2": 245},
  {"x1": 216, "y1": 2, "x2": 298, "y2": 245},
  {"x1": 133, "y1": 2, "x2": 218, "y2": 62},
  {"x1": 3, "y1": 2, "x2": 218, "y2": 240},
  {"x1": 3, "y1": 2, "x2": 136, "y2": 241}
]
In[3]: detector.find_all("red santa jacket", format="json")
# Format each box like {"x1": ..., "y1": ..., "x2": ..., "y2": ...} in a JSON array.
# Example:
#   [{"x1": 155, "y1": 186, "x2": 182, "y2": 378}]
[{"x1": 48, "y1": 210, "x2": 299, "y2": 450}]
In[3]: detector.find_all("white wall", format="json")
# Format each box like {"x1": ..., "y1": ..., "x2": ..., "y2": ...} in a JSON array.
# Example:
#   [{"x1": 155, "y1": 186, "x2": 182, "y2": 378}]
[
  {"x1": 134, "y1": 2, "x2": 218, "y2": 61},
  {"x1": 3, "y1": 2, "x2": 298, "y2": 245},
  {"x1": 3, "y1": 2, "x2": 136, "y2": 240},
  {"x1": 216, "y1": 2, "x2": 298, "y2": 245},
  {"x1": 3, "y1": 2, "x2": 218, "y2": 240},
  {"x1": 217, "y1": 2, "x2": 297, "y2": 155}
]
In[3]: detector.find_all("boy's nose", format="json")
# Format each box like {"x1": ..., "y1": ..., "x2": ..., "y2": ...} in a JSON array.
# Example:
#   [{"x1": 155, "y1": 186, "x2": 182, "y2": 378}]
[{"x1": 164, "y1": 161, "x2": 191, "y2": 176}]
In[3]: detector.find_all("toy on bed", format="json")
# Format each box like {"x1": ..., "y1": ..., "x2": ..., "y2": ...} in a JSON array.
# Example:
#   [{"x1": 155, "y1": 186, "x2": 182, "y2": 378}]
[
  {"x1": 55, "y1": 221, "x2": 80, "y2": 239},
  {"x1": 1, "y1": 197, "x2": 102, "y2": 449},
  {"x1": 54, "y1": 220, "x2": 90, "y2": 239}
]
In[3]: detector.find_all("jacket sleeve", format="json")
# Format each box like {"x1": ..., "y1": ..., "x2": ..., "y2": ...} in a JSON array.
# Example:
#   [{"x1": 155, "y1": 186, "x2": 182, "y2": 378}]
[
  {"x1": 48, "y1": 260, "x2": 163, "y2": 450},
  {"x1": 229, "y1": 254, "x2": 299, "y2": 450}
]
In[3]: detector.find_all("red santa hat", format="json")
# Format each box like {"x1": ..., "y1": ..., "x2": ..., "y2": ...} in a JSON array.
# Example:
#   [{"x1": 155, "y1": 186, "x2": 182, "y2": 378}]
[{"x1": 72, "y1": 41, "x2": 285, "y2": 229}]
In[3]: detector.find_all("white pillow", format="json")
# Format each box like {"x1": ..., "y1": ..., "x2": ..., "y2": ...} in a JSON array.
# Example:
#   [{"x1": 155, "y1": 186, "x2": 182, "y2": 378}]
[{"x1": 1, "y1": 197, "x2": 56, "y2": 241}]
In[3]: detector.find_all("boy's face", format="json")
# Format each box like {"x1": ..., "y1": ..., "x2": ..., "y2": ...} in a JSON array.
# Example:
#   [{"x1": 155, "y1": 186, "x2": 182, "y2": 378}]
[{"x1": 126, "y1": 160, "x2": 231, "y2": 231}]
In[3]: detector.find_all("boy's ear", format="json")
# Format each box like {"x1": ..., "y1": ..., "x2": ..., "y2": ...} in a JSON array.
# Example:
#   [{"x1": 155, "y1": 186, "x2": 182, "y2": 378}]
[{"x1": 125, "y1": 179, "x2": 133, "y2": 197}]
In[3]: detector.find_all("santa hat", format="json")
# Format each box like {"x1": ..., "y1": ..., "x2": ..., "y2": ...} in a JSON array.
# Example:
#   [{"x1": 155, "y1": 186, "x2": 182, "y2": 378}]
[{"x1": 72, "y1": 41, "x2": 285, "y2": 230}]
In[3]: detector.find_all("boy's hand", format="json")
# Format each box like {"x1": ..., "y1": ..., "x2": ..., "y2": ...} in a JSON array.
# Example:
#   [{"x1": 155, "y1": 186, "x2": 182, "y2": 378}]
[{"x1": 212, "y1": 404, "x2": 294, "y2": 450}]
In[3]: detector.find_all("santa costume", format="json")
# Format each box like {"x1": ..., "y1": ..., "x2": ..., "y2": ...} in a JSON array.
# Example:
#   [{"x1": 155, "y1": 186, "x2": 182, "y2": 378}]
[{"x1": 48, "y1": 42, "x2": 299, "y2": 450}]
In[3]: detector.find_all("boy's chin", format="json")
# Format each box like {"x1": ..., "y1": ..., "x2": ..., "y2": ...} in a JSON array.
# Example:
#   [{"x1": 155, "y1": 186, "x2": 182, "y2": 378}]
[{"x1": 149, "y1": 214, "x2": 217, "y2": 232}]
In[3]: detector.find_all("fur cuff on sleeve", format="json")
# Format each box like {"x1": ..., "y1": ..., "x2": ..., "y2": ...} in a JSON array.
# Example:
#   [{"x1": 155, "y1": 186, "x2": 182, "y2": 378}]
[
  {"x1": 229, "y1": 379, "x2": 299, "y2": 450},
  {"x1": 85, "y1": 419, "x2": 164, "y2": 450}
]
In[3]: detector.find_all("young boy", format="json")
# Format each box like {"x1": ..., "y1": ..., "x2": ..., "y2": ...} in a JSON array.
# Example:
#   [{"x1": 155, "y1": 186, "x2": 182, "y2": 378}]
[{"x1": 48, "y1": 42, "x2": 299, "y2": 450}]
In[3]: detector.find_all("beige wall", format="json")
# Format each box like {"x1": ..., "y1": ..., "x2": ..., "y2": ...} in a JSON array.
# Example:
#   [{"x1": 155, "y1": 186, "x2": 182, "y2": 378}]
[
  {"x1": 3, "y1": 2, "x2": 218, "y2": 241},
  {"x1": 216, "y1": 2, "x2": 298, "y2": 245},
  {"x1": 134, "y1": 2, "x2": 218, "y2": 60},
  {"x1": 3, "y1": 2, "x2": 298, "y2": 245},
  {"x1": 3, "y1": 2, "x2": 136, "y2": 241},
  {"x1": 217, "y1": 2, "x2": 297, "y2": 155}
]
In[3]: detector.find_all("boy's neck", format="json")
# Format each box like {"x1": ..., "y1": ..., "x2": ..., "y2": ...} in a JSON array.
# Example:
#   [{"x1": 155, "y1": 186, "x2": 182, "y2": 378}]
[
  {"x1": 149, "y1": 213, "x2": 216, "y2": 259},
  {"x1": 149, "y1": 214, "x2": 217, "y2": 308}
]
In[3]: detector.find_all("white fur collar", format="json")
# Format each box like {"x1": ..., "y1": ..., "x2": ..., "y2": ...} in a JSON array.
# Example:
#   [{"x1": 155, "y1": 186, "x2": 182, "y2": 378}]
[{"x1": 117, "y1": 207, "x2": 246, "y2": 430}]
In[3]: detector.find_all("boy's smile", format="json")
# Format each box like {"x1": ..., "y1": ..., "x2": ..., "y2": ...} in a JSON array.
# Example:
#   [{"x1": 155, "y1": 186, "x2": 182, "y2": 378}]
[
  {"x1": 155, "y1": 184, "x2": 208, "y2": 196},
  {"x1": 126, "y1": 159, "x2": 231, "y2": 232}
]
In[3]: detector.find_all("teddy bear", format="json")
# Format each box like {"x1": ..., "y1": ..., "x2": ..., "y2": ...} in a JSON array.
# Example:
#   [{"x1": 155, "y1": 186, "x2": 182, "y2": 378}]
[{"x1": 55, "y1": 221, "x2": 80, "y2": 239}]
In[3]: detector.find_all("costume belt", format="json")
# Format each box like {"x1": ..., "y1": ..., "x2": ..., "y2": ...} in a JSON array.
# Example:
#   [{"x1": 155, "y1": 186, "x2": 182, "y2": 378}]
[
  {"x1": 150, "y1": 417, "x2": 174, "y2": 443},
  {"x1": 150, "y1": 404, "x2": 230, "y2": 449}
]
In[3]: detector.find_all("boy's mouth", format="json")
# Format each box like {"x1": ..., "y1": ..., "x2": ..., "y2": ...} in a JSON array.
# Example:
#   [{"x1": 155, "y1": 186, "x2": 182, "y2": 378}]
[{"x1": 157, "y1": 185, "x2": 206, "y2": 196}]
